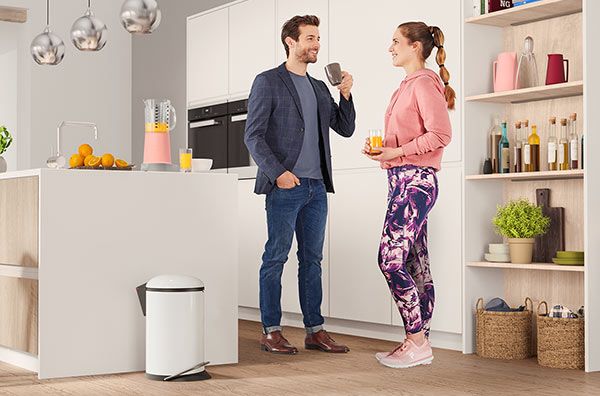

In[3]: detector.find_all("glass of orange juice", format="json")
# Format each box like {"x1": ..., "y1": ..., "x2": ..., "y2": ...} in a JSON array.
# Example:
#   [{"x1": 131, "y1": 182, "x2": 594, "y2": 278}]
[
  {"x1": 179, "y1": 148, "x2": 192, "y2": 172},
  {"x1": 369, "y1": 129, "x2": 383, "y2": 155}
]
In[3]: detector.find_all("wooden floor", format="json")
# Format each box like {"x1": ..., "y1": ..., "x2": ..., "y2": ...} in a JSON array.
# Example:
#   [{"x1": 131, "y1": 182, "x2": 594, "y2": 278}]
[{"x1": 1, "y1": 320, "x2": 600, "y2": 395}]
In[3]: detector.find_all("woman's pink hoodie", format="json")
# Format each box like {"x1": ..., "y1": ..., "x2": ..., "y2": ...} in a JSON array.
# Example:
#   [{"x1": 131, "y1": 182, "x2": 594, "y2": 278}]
[{"x1": 382, "y1": 68, "x2": 452, "y2": 171}]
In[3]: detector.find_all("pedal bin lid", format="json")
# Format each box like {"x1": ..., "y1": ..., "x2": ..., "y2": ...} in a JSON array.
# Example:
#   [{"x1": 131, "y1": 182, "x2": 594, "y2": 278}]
[{"x1": 146, "y1": 275, "x2": 205, "y2": 292}]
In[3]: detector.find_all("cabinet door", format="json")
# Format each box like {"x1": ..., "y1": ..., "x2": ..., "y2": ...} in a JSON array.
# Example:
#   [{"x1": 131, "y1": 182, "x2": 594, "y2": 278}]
[
  {"x1": 229, "y1": 0, "x2": 276, "y2": 97},
  {"x1": 391, "y1": 165, "x2": 462, "y2": 334},
  {"x1": 187, "y1": 8, "x2": 229, "y2": 107},
  {"x1": 328, "y1": 0, "x2": 462, "y2": 170},
  {"x1": 238, "y1": 180, "x2": 266, "y2": 309},
  {"x1": 329, "y1": 169, "x2": 392, "y2": 324},
  {"x1": 275, "y1": 0, "x2": 329, "y2": 83},
  {"x1": 237, "y1": 180, "x2": 329, "y2": 316}
]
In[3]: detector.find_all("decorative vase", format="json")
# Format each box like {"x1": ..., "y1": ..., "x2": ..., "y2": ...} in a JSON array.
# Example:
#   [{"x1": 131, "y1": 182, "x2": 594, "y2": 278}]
[
  {"x1": 0, "y1": 156, "x2": 6, "y2": 173},
  {"x1": 508, "y1": 238, "x2": 535, "y2": 264}
]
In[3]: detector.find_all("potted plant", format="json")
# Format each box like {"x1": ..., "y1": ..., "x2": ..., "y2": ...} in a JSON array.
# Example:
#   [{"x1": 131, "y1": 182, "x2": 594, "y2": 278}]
[
  {"x1": 0, "y1": 126, "x2": 13, "y2": 173},
  {"x1": 492, "y1": 198, "x2": 550, "y2": 264}
]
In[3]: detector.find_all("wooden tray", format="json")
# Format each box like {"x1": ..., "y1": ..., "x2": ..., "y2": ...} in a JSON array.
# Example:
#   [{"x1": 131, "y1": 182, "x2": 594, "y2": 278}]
[{"x1": 70, "y1": 164, "x2": 135, "y2": 171}]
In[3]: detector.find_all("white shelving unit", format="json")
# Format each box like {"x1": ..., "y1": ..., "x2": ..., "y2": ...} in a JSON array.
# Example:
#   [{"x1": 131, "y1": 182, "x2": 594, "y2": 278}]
[
  {"x1": 462, "y1": 0, "x2": 599, "y2": 372},
  {"x1": 466, "y1": 261, "x2": 584, "y2": 272}
]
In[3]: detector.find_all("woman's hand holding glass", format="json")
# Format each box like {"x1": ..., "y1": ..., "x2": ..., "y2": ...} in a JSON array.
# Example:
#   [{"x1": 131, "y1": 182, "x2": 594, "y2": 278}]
[{"x1": 362, "y1": 137, "x2": 405, "y2": 161}]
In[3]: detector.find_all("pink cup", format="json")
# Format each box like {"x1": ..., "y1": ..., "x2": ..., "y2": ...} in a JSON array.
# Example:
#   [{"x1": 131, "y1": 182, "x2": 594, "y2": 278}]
[{"x1": 493, "y1": 52, "x2": 517, "y2": 92}]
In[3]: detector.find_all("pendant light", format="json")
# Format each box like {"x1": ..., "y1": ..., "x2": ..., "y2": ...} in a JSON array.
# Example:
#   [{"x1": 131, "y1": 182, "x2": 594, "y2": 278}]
[
  {"x1": 120, "y1": 0, "x2": 161, "y2": 34},
  {"x1": 30, "y1": 0, "x2": 65, "y2": 65},
  {"x1": 71, "y1": 0, "x2": 107, "y2": 51}
]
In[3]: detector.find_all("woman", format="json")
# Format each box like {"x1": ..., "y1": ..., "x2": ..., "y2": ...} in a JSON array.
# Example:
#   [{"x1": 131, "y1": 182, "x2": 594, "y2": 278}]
[{"x1": 363, "y1": 22, "x2": 454, "y2": 369}]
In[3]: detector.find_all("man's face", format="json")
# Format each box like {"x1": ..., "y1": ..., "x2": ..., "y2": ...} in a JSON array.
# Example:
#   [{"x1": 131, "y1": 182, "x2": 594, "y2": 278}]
[{"x1": 288, "y1": 24, "x2": 320, "y2": 64}]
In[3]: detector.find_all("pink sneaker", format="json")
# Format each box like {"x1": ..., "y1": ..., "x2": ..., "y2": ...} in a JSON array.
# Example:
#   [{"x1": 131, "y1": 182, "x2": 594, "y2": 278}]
[
  {"x1": 375, "y1": 342, "x2": 403, "y2": 361},
  {"x1": 378, "y1": 339, "x2": 433, "y2": 368}
]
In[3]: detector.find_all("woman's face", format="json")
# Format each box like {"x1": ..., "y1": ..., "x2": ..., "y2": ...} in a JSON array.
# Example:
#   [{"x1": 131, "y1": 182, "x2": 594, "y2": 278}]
[{"x1": 388, "y1": 28, "x2": 419, "y2": 67}]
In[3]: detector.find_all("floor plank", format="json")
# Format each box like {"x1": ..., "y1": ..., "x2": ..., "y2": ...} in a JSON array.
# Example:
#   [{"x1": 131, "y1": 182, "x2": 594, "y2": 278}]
[{"x1": 1, "y1": 320, "x2": 599, "y2": 395}]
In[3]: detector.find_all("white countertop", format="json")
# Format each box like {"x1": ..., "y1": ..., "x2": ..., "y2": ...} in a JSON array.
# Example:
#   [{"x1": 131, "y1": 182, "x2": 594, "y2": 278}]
[{"x1": 0, "y1": 168, "x2": 238, "y2": 181}]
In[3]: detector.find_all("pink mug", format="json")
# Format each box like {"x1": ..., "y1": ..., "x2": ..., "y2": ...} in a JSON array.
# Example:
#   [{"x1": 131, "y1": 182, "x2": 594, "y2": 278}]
[
  {"x1": 493, "y1": 52, "x2": 517, "y2": 92},
  {"x1": 545, "y1": 54, "x2": 569, "y2": 85}
]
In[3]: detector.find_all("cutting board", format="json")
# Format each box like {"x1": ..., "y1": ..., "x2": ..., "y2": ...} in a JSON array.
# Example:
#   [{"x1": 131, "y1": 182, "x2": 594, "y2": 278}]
[{"x1": 533, "y1": 188, "x2": 565, "y2": 263}]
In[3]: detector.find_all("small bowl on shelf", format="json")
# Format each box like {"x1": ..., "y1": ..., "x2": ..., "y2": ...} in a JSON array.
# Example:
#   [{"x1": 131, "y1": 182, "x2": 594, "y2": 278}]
[
  {"x1": 484, "y1": 253, "x2": 510, "y2": 263},
  {"x1": 489, "y1": 243, "x2": 509, "y2": 255}
]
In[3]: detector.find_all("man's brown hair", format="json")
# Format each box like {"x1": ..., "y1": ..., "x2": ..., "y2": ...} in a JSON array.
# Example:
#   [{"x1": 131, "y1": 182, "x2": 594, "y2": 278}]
[{"x1": 281, "y1": 15, "x2": 320, "y2": 57}]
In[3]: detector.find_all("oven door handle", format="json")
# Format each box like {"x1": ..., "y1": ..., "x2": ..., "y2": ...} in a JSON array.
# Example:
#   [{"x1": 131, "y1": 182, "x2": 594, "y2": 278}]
[
  {"x1": 189, "y1": 119, "x2": 221, "y2": 128},
  {"x1": 231, "y1": 114, "x2": 248, "y2": 122}
]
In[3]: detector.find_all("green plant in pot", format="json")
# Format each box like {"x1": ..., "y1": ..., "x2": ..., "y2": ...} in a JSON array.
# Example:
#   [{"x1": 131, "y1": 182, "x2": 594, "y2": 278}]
[
  {"x1": 0, "y1": 126, "x2": 13, "y2": 173},
  {"x1": 492, "y1": 198, "x2": 550, "y2": 264}
]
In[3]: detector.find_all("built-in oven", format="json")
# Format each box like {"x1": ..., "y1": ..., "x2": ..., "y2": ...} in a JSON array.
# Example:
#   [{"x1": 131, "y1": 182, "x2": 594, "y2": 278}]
[{"x1": 187, "y1": 99, "x2": 257, "y2": 179}]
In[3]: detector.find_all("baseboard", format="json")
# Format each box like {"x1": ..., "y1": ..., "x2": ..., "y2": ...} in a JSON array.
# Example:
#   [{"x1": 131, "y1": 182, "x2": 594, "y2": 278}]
[
  {"x1": 239, "y1": 307, "x2": 463, "y2": 351},
  {"x1": 0, "y1": 345, "x2": 39, "y2": 374}
]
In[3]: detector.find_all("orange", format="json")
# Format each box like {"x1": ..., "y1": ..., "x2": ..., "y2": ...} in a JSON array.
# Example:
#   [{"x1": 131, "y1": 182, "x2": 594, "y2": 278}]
[
  {"x1": 88, "y1": 156, "x2": 102, "y2": 168},
  {"x1": 115, "y1": 159, "x2": 129, "y2": 168},
  {"x1": 69, "y1": 154, "x2": 84, "y2": 168},
  {"x1": 78, "y1": 144, "x2": 93, "y2": 158},
  {"x1": 84, "y1": 155, "x2": 94, "y2": 167},
  {"x1": 101, "y1": 153, "x2": 115, "y2": 168}
]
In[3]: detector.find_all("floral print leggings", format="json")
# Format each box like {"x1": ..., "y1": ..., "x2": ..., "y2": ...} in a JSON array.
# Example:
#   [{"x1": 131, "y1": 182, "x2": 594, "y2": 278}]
[{"x1": 378, "y1": 165, "x2": 439, "y2": 337}]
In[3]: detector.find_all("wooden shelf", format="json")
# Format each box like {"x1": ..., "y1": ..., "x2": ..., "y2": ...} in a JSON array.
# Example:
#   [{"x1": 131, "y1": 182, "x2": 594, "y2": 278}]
[
  {"x1": 467, "y1": 261, "x2": 584, "y2": 272},
  {"x1": 465, "y1": 0, "x2": 582, "y2": 27},
  {"x1": 466, "y1": 169, "x2": 584, "y2": 181},
  {"x1": 0, "y1": 6, "x2": 27, "y2": 23},
  {"x1": 465, "y1": 81, "x2": 583, "y2": 104},
  {"x1": 0, "y1": 264, "x2": 39, "y2": 280}
]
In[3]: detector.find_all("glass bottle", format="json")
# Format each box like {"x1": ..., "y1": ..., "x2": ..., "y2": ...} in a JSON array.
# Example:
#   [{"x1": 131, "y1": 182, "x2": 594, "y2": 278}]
[
  {"x1": 558, "y1": 118, "x2": 569, "y2": 170},
  {"x1": 547, "y1": 117, "x2": 558, "y2": 171},
  {"x1": 499, "y1": 121, "x2": 510, "y2": 173},
  {"x1": 522, "y1": 120, "x2": 531, "y2": 172},
  {"x1": 569, "y1": 113, "x2": 579, "y2": 170},
  {"x1": 528, "y1": 123, "x2": 540, "y2": 172},
  {"x1": 489, "y1": 117, "x2": 502, "y2": 173},
  {"x1": 513, "y1": 121, "x2": 523, "y2": 173},
  {"x1": 581, "y1": 133, "x2": 585, "y2": 170}
]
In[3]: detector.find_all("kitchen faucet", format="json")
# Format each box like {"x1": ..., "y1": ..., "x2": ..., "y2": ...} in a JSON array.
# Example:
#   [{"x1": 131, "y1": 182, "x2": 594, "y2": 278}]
[{"x1": 47, "y1": 121, "x2": 99, "y2": 168}]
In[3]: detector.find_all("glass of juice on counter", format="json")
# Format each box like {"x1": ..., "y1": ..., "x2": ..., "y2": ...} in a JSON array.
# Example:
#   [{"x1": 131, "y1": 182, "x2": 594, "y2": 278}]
[
  {"x1": 369, "y1": 129, "x2": 383, "y2": 155},
  {"x1": 179, "y1": 148, "x2": 192, "y2": 172}
]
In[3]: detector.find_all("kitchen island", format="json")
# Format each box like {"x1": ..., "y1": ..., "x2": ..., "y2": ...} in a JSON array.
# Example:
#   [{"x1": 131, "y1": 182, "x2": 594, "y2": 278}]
[{"x1": 0, "y1": 169, "x2": 238, "y2": 379}]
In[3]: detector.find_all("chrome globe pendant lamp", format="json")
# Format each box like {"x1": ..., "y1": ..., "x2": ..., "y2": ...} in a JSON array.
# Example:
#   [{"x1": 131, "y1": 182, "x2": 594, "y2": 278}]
[
  {"x1": 120, "y1": 0, "x2": 162, "y2": 34},
  {"x1": 30, "y1": 0, "x2": 65, "y2": 65},
  {"x1": 71, "y1": 0, "x2": 107, "y2": 51}
]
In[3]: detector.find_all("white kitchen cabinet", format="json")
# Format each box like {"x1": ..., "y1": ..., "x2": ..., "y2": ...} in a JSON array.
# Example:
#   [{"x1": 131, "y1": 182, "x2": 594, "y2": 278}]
[
  {"x1": 187, "y1": 8, "x2": 229, "y2": 107},
  {"x1": 275, "y1": 0, "x2": 330, "y2": 84},
  {"x1": 328, "y1": 0, "x2": 462, "y2": 170},
  {"x1": 229, "y1": 0, "x2": 276, "y2": 98},
  {"x1": 391, "y1": 164, "x2": 462, "y2": 334},
  {"x1": 238, "y1": 180, "x2": 329, "y2": 317},
  {"x1": 329, "y1": 169, "x2": 392, "y2": 324}
]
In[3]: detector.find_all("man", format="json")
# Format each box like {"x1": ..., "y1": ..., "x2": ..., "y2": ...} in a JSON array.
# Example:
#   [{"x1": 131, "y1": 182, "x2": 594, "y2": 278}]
[{"x1": 244, "y1": 15, "x2": 355, "y2": 355}]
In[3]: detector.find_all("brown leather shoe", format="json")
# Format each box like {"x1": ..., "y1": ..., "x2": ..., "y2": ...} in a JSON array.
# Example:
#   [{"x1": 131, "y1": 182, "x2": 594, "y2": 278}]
[
  {"x1": 305, "y1": 330, "x2": 350, "y2": 353},
  {"x1": 260, "y1": 331, "x2": 298, "y2": 354}
]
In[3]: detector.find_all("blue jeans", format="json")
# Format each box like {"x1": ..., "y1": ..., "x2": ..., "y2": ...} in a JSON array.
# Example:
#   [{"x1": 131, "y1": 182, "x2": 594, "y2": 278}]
[{"x1": 260, "y1": 178, "x2": 327, "y2": 334}]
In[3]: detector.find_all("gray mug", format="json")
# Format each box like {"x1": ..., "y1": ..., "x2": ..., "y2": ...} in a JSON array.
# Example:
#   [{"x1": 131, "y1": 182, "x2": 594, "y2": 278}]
[{"x1": 324, "y1": 62, "x2": 343, "y2": 86}]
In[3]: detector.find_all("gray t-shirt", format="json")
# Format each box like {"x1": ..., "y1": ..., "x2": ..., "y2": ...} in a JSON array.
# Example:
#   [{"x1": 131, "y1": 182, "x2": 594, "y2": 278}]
[{"x1": 289, "y1": 71, "x2": 323, "y2": 180}]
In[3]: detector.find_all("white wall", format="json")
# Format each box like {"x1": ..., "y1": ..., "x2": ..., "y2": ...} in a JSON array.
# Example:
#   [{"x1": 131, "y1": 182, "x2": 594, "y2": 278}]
[
  {"x1": 4, "y1": 0, "x2": 131, "y2": 169},
  {"x1": 0, "y1": 22, "x2": 19, "y2": 171},
  {"x1": 131, "y1": 0, "x2": 233, "y2": 165}
]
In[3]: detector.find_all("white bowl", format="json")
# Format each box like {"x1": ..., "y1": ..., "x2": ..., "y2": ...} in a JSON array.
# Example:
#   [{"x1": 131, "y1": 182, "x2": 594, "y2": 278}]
[
  {"x1": 484, "y1": 253, "x2": 510, "y2": 263},
  {"x1": 192, "y1": 158, "x2": 213, "y2": 172},
  {"x1": 489, "y1": 243, "x2": 509, "y2": 254}
]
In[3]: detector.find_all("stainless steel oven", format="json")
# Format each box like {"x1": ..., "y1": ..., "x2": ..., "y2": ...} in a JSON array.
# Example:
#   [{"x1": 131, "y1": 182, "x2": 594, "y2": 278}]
[{"x1": 187, "y1": 99, "x2": 257, "y2": 179}]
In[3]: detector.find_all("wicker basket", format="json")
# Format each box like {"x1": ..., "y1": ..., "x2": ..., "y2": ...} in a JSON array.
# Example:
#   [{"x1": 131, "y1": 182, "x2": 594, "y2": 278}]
[
  {"x1": 476, "y1": 297, "x2": 533, "y2": 360},
  {"x1": 537, "y1": 301, "x2": 584, "y2": 369}
]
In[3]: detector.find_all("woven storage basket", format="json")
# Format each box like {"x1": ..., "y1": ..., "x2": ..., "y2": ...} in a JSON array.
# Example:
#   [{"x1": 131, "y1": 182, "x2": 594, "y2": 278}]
[
  {"x1": 537, "y1": 301, "x2": 584, "y2": 369},
  {"x1": 476, "y1": 297, "x2": 533, "y2": 360}
]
